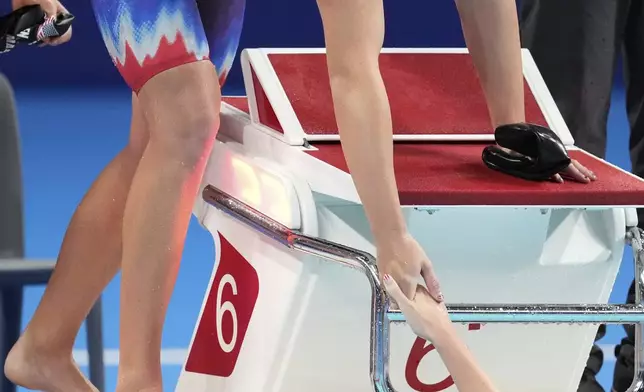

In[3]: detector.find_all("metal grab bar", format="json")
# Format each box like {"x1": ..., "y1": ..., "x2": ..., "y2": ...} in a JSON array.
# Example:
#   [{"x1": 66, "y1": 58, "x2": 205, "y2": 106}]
[
  {"x1": 389, "y1": 304, "x2": 644, "y2": 324},
  {"x1": 203, "y1": 185, "x2": 644, "y2": 392}
]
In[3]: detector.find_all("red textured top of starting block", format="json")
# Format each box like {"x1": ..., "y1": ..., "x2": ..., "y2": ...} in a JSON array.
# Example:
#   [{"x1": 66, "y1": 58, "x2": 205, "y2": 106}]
[
  {"x1": 263, "y1": 53, "x2": 548, "y2": 136},
  {"x1": 308, "y1": 143, "x2": 644, "y2": 206},
  {"x1": 224, "y1": 96, "x2": 249, "y2": 113}
]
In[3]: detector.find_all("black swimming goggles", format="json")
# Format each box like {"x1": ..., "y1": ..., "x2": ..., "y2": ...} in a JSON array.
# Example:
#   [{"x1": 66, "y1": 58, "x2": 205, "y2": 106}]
[{"x1": 0, "y1": 5, "x2": 74, "y2": 53}]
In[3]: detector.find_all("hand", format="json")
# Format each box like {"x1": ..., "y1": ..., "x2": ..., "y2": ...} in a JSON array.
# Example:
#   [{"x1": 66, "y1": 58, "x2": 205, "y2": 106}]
[
  {"x1": 383, "y1": 274, "x2": 451, "y2": 342},
  {"x1": 377, "y1": 233, "x2": 443, "y2": 302},
  {"x1": 499, "y1": 147, "x2": 597, "y2": 183},
  {"x1": 12, "y1": 0, "x2": 72, "y2": 46},
  {"x1": 553, "y1": 159, "x2": 597, "y2": 184}
]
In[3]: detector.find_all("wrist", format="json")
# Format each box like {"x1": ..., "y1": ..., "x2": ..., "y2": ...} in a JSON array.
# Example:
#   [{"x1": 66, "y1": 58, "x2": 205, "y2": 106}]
[
  {"x1": 424, "y1": 319, "x2": 458, "y2": 348},
  {"x1": 374, "y1": 228, "x2": 410, "y2": 252}
]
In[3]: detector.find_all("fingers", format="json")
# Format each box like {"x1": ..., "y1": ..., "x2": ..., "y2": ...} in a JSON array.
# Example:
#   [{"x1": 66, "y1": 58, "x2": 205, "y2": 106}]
[
  {"x1": 383, "y1": 274, "x2": 413, "y2": 311},
  {"x1": 560, "y1": 161, "x2": 591, "y2": 183},
  {"x1": 47, "y1": 28, "x2": 72, "y2": 45},
  {"x1": 564, "y1": 163, "x2": 589, "y2": 183},
  {"x1": 13, "y1": 0, "x2": 72, "y2": 46},
  {"x1": 572, "y1": 159, "x2": 597, "y2": 181},
  {"x1": 38, "y1": 32, "x2": 70, "y2": 47},
  {"x1": 40, "y1": 1, "x2": 72, "y2": 46},
  {"x1": 420, "y1": 260, "x2": 443, "y2": 302},
  {"x1": 551, "y1": 160, "x2": 596, "y2": 184},
  {"x1": 400, "y1": 277, "x2": 418, "y2": 300}
]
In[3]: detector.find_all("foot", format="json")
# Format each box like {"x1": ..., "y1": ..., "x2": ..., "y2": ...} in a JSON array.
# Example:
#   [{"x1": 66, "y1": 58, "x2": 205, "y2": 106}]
[{"x1": 5, "y1": 336, "x2": 98, "y2": 392}]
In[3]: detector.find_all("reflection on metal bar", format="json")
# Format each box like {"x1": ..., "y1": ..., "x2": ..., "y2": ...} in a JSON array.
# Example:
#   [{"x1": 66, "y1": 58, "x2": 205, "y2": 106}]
[
  {"x1": 204, "y1": 185, "x2": 392, "y2": 391},
  {"x1": 388, "y1": 304, "x2": 644, "y2": 324},
  {"x1": 202, "y1": 185, "x2": 644, "y2": 392}
]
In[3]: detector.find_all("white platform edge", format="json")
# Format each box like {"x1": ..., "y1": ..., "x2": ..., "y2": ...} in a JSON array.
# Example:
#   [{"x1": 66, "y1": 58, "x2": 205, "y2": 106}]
[{"x1": 241, "y1": 49, "x2": 308, "y2": 146}]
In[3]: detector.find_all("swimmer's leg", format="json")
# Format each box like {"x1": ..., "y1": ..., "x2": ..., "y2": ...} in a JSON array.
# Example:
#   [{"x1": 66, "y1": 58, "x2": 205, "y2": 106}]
[
  {"x1": 100, "y1": 0, "x2": 245, "y2": 387},
  {"x1": 5, "y1": 94, "x2": 149, "y2": 392},
  {"x1": 115, "y1": 61, "x2": 221, "y2": 392},
  {"x1": 454, "y1": 0, "x2": 525, "y2": 126}
]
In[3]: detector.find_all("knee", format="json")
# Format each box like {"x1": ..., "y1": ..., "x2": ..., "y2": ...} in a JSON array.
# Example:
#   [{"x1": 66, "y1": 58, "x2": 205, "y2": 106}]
[
  {"x1": 326, "y1": 54, "x2": 379, "y2": 94},
  {"x1": 157, "y1": 108, "x2": 220, "y2": 169},
  {"x1": 140, "y1": 65, "x2": 221, "y2": 165},
  {"x1": 324, "y1": 47, "x2": 379, "y2": 90},
  {"x1": 163, "y1": 106, "x2": 220, "y2": 166}
]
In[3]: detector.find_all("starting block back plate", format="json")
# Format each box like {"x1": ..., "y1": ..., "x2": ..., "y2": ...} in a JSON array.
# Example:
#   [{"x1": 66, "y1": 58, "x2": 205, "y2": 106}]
[{"x1": 241, "y1": 48, "x2": 574, "y2": 145}]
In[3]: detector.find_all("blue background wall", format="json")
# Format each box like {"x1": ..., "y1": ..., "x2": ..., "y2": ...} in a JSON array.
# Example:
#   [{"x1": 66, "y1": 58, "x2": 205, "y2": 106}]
[{"x1": 0, "y1": 0, "x2": 468, "y2": 89}]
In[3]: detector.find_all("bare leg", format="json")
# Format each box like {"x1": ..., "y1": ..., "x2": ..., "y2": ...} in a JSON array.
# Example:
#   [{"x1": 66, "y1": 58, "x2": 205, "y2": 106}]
[
  {"x1": 454, "y1": 0, "x2": 525, "y2": 126},
  {"x1": 115, "y1": 61, "x2": 221, "y2": 392},
  {"x1": 315, "y1": 0, "x2": 441, "y2": 301},
  {"x1": 5, "y1": 94, "x2": 148, "y2": 392}
]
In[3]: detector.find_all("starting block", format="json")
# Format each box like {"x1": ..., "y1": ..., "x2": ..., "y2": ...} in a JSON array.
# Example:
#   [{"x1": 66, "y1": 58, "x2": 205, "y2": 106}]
[{"x1": 179, "y1": 48, "x2": 644, "y2": 392}]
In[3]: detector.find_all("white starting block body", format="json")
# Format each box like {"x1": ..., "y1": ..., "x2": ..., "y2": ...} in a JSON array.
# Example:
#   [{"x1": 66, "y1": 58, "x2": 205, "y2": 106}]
[{"x1": 177, "y1": 48, "x2": 644, "y2": 392}]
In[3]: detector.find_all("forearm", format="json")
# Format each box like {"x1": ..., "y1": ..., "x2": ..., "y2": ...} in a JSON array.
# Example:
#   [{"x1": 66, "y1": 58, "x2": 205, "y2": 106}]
[
  {"x1": 329, "y1": 71, "x2": 407, "y2": 246},
  {"x1": 317, "y1": 0, "x2": 407, "y2": 248},
  {"x1": 432, "y1": 326, "x2": 500, "y2": 392},
  {"x1": 455, "y1": 0, "x2": 525, "y2": 126}
]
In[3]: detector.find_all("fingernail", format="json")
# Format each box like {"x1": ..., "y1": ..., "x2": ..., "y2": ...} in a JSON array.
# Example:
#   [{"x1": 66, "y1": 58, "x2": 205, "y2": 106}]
[{"x1": 383, "y1": 274, "x2": 391, "y2": 282}]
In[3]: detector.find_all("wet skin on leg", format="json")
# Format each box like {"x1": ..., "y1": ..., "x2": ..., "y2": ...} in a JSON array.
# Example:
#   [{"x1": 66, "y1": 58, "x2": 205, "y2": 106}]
[{"x1": 5, "y1": 94, "x2": 149, "y2": 392}]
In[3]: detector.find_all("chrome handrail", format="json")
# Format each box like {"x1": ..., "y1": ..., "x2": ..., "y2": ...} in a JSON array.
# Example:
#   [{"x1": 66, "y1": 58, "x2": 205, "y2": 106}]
[{"x1": 203, "y1": 185, "x2": 644, "y2": 392}]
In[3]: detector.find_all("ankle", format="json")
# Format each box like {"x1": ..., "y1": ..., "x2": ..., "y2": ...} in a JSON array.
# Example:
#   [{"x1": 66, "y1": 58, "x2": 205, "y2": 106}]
[
  {"x1": 116, "y1": 373, "x2": 163, "y2": 392},
  {"x1": 118, "y1": 365, "x2": 162, "y2": 389},
  {"x1": 16, "y1": 329, "x2": 74, "y2": 358}
]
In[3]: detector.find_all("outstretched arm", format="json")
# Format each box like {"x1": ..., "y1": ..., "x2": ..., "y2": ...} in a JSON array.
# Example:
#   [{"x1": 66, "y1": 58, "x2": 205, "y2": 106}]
[
  {"x1": 384, "y1": 273, "x2": 499, "y2": 392},
  {"x1": 455, "y1": 0, "x2": 595, "y2": 183},
  {"x1": 314, "y1": 0, "x2": 442, "y2": 301},
  {"x1": 430, "y1": 326, "x2": 499, "y2": 392},
  {"x1": 455, "y1": 0, "x2": 524, "y2": 127}
]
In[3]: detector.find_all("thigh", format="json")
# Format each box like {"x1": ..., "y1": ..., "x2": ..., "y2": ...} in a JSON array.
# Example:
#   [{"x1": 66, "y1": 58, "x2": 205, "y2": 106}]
[
  {"x1": 520, "y1": 0, "x2": 624, "y2": 157},
  {"x1": 198, "y1": 0, "x2": 246, "y2": 87},
  {"x1": 316, "y1": 0, "x2": 385, "y2": 69},
  {"x1": 91, "y1": 0, "x2": 211, "y2": 92}
]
